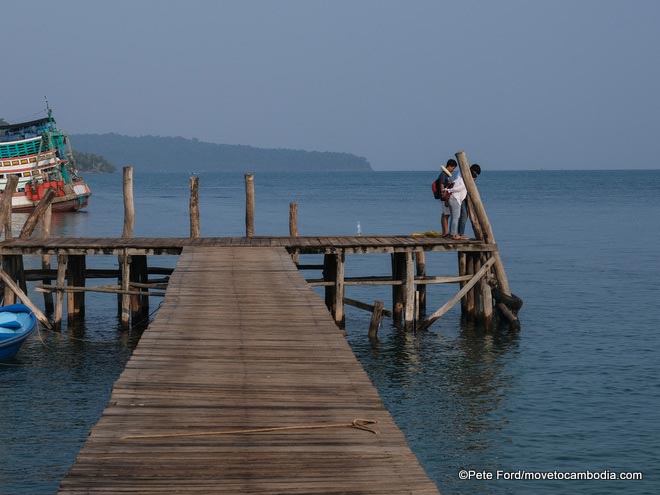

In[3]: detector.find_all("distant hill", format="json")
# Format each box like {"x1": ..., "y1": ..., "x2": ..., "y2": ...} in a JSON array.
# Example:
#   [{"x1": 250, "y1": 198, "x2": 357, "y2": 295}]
[{"x1": 70, "y1": 133, "x2": 372, "y2": 172}]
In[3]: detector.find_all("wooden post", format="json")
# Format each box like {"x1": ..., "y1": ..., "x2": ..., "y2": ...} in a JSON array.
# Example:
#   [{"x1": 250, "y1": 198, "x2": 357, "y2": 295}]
[
  {"x1": 0, "y1": 175, "x2": 19, "y2": 239},
  {"x1": 189, "y1": 176, "x2": 200, "y2": 238},
  {"x1": 480, "y1": 279, "x2": 494, "y2": 329},
  {"x1": 120, "y1": 252, "x2": 131, "y2": 328},
  {"x1": 415, "y1": 251, "x2": 426, "y2": 316},
  {"x1": 245, "y1": 173, "x2": 254, "y2": 237},
  {"x1": 368, "y1": 300, "x2": 385, "y2": 338},
  {"x1": 473, "y1": 255, "x2": 483, "y2": 319},
  {"x1": 323, "y1": 254, "x2": 336, "y2": 313},
  {"x1": 41, "y1": 203, "x2": 54, "y2": 313},
  {"x1": 19, "y1": 188, "x2": 57, "y2": 238},
  {"x1": 67, "y1": 255, "x2": 86, "y2": 321},
  {"x1": 130, "y1": 255, "x2": 149, "y2": 323},
  {"x1": 122, "y1": 166, "x2": 135, "y2": 238},
  {"x1": 465, "y1": 253, "x2": 475, "y2": 319},
  {"x1": 456, "y1": 151, "x2": 511, "y2": 295},
  {"x1": 119, "y1": 167, "x2": 134, "y2": 319},
  {"x1": 391, "y1": 254, "x2": 404, "y2": 325},
  {"x1": 2, "y1": 256, "x2": 18, "y2": 305},
  {"x1": 289, "y1": 202, "x2": 299, "y2": 263},
  {"x1": 54, "y1": 255, "x2": 67, "y2": 329},
  {"x1": 458, "y1": 252, "x2": 467, "y2": 316},
  {"x1": 333, "y1": 253, "x2": 345, "y2": 328},
  {"x1": 403, "y1": 251, "x2": 415, "y2": 331}
]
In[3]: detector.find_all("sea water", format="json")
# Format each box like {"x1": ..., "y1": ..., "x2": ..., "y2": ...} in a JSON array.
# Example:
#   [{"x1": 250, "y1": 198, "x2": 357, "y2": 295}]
[{"x1": 1, "y1": 170, "x2": 659, "y2": 494}]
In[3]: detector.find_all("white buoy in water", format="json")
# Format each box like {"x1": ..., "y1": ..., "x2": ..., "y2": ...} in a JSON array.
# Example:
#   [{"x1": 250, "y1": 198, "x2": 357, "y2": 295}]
[{"x1": 357, "y1": 221, "x2": 362, "y2": 236}]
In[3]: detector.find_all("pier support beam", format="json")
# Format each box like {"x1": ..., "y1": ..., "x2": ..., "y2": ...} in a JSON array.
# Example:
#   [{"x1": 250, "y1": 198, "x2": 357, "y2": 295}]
[
  {"x1": 391, "y1": 253, "x2": 405, "y2": 325},
  {"x1": 67, "y1": 255, "x2": 86, "y2": 321},
  {"x1": 403, "y1": 251, "x2": 415, "y2": 331},
  {"x1": 323, "y1": 253, "x2": 345, "y2": 328},
  {"x1": 415, "y1": 251, "x2": 426, "y2": 316},
  {"x1": 130, "y1": 255, "x2": 149, "y2": 324}
]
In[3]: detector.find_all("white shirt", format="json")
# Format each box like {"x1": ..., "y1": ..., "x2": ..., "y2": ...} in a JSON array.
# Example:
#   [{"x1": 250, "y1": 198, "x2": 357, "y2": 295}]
[{"x1": 448, "y1": 175, "x2": 468, "y2": 204}]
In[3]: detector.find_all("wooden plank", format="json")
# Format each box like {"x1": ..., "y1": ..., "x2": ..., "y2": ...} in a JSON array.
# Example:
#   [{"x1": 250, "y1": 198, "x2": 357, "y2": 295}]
[{"x1": 58, "y1": 246, "x2": 439, "y2": 495}]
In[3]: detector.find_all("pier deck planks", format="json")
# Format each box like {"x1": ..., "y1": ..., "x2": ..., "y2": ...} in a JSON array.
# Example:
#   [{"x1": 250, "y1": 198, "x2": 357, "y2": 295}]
[{"x1": 57, "y1": 246, "x2": 440, "y2": 494}]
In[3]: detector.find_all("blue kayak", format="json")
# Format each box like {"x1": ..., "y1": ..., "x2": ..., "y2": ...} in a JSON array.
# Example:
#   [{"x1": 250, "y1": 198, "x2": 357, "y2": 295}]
[{"x1": 0, "y1": 304, "x2": 37, "y2": 361}]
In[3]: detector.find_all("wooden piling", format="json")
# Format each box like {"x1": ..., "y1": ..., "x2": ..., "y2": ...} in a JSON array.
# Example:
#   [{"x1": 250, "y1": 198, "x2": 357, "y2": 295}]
[
  {"x1": 455, "y1": 151, "x2": 511, "y2": 295},
  {"x1": 130, "y1": 255, "x2": 149, "y2": 323},
  {"x1": 0, "y1": 175, "x2": 19, "y2": 239},
  {"x1": 67, "y1": 255, "x2": 86, "y2": 320},
  {"x1": 119, "y1": 167, "x2": 134, "y2": 325},
  {"x1": 322, "y1": 253, "x2": 346, "y2": 328},
  {"x1": 289, "y1": 202, "x2": 299, "y2": 263},
  {"x1": 334, "y1": 253, "x2": 346, "y2": 328},
  {"x1": 41, "y1": 201, "x2": 54, "y2": 313},
  {"x1": 403, "y1": 251, "x2": 415, "y2": 331},
  {"x1": 458, "y1": 252, "x2": 467, "y2": 316},
  {"x1": 415, "y1": 251, "x2": 426, "y2": 316},
  {"x1": 54, "y1": 255, "x2": 67, "y2": 329},
  {"x1": 189, "y1": 176, "x2": 200, "y2": 238},
  {"x1": 120, "y1": 253, "x2": 131, "y2": 328},
  {"x1": 122, "y1": 166, "x2": 135, "y2": 238},
  {"x1": 245, "y1": 173, "x2": 254, "y2": 237},
  {"x1": 368, "y1": 300, "x2": 385, "y2": 338},
  {"x1": 391, "y1": 253, "x2": 405, "y2": 325}
]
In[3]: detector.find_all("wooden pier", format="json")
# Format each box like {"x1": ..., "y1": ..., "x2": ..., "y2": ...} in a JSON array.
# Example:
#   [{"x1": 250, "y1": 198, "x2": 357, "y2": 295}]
[{"x1": 56, "y1": 245, "x2": 441, "y2": 494}]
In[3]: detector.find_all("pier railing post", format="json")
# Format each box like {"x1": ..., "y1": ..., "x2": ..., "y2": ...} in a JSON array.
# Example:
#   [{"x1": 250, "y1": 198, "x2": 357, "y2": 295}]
[
  {"x1": 189, "y1": 176, "x2": 200, "y2": 238},
  {"x1": 119, "y1": 167, "x2": 134, "y2": 328},
  {"x1": 334, "y1": 253, "x2": 346, "y2": 328},
  {"x1": 245, "y1": 173, "x2": 255, "y2": 237}
]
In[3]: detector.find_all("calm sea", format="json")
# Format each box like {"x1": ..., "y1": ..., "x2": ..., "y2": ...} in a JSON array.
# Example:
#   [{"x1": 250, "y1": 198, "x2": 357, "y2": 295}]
[{"x1": 1, "y1": 170, "x2": 659, "y2": 495}]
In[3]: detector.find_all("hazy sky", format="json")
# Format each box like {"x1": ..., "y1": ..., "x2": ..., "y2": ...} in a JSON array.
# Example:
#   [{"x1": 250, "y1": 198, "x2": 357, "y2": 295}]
[{"x1": 3, "y1": 0, "x2": 659, "y2": 170}]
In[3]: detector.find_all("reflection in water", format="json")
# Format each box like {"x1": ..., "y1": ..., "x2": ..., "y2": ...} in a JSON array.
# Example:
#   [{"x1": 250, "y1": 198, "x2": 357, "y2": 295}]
[{"x1": 347, "y1": 312, "x2": 519, "y2": 492}]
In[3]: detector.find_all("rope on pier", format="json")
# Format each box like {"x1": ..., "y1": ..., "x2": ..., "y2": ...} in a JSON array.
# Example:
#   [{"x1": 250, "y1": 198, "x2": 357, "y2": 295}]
[{"x1": 123, "y1": 418, "x2": 379, "y2": 440}]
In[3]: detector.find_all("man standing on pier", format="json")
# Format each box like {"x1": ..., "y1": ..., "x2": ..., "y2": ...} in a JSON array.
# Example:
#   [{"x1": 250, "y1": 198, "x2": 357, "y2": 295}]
[{"x1": 438, "y1": 159, "x2": 458, "y2": 236}]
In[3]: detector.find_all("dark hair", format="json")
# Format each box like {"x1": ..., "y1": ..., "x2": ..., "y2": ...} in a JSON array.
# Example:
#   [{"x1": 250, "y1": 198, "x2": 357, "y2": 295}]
[
  {"x1": 446, "y1": 159, "x2": 458, "y2": 168},
  {"x1": 470, "y1": 163, "x2": 481, "y2": 176}
]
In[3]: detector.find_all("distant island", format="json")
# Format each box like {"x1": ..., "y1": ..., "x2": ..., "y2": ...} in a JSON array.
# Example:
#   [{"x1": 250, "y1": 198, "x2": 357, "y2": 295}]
[{"x1": 70, "y1": 133, "x2": 373, "y2": 173}]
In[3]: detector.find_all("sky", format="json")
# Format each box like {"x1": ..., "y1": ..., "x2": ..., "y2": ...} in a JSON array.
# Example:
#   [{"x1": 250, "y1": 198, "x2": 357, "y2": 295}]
[{"x1": 3, "y1": 0, "x2": 660, "y2": 170}]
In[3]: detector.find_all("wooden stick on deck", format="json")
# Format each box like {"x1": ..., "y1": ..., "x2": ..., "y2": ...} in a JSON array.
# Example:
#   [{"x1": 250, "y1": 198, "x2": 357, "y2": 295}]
[
  {"x1": 189, "y1": 176, "x2": 200, "y2": 238},
  {"x1": 245, "y1": 173, "x2": 255, "y2": 237}
]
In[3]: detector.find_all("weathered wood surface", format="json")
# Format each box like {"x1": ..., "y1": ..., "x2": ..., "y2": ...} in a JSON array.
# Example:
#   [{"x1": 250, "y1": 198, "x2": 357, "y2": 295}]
[
  {"x1": 0, "y1": 235, "x2": 496, "y2": 256},
  {"x1": 58, "y1": 246, "x2": 440, "y2": 495}
]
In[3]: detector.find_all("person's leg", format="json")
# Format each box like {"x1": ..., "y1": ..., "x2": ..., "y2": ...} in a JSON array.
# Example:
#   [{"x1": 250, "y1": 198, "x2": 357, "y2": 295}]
[
  {"x1": 458, "y1": 200, "x2": 468, "y2": 236},
  {"x1": 449, "y1": 197, "x2": 461, "y2": 237},
  {"x1": 441, "y1": 202, "x2": 450, "y2": 235}
]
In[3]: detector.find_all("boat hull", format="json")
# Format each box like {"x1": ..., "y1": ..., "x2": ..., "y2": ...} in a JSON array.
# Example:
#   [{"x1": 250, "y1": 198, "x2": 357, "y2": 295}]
[{"x1": 0, "y1": 304, "x2": 37, "y2": 361}]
